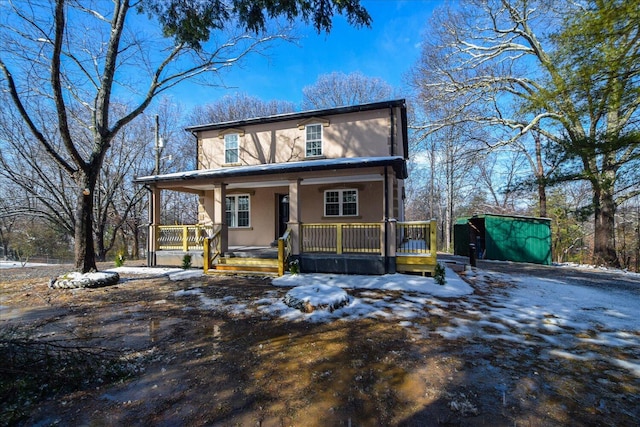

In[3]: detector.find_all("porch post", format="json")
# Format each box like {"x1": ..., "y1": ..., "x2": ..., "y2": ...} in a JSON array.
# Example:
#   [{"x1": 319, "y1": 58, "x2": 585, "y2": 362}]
[
  {"x1": 214, "y1": 183, "x2": 229, "y2": 253},
  {"x1": 149, "y1": 185, "x2": 161, "y2": 267},
  {"x1": 288, "y1": 179, "x2": 301, "y2": 255},
  {"x1": 383, "y1": 168, "x2": 397, "y2": 273}
]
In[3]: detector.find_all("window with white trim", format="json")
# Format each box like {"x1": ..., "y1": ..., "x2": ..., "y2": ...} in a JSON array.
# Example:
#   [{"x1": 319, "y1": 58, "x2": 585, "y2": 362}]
[
  {"x1": 305, "y1": 124, "x2": 322, "y2": 157},
  {"x1": 324, "y1": 189, "x2": 358, "y2": 217},
  {"x1": 224, "y1": 133, "x2": 239, "y2": 164},
  {"x1": 226, "y1": 194, "x2": 250, "y2": 227}
]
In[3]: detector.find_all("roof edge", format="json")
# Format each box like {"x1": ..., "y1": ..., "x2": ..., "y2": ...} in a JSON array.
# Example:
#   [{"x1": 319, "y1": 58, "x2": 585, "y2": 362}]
[{"x1": 185, "y1": 99, "x2": 407, "y2": 133}]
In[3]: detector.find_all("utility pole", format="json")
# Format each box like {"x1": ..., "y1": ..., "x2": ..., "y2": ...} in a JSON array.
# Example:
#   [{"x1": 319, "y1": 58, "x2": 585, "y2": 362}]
[{"x1": 154, "y1": 115, "x2": 163, "y2": 175}]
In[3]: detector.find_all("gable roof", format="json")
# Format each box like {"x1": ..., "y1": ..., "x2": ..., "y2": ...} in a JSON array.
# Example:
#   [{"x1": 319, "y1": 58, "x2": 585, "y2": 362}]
[{"x1": 185, "y1": 99, "x2": 409, "y2": 159}]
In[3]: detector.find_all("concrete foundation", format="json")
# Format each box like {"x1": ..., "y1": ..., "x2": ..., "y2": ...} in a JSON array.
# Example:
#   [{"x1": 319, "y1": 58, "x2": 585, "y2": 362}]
[
  {"x1": 298, "y1": 254, "x2": 395, "y2": 275},
  {"x1": 155, "y1": 251, "x2": 205, "y2": 268}
]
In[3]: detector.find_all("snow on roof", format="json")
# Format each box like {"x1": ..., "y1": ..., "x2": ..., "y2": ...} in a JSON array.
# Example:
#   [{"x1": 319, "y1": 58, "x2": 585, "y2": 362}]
[{"x1": 135, "y1": 156, "x2": 408, "y2": 184}]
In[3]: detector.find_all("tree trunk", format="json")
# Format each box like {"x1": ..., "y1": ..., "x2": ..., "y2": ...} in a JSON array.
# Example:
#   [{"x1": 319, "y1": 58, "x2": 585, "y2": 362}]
[
  {"x1": 131, "y1": 219, "x2": 140, "y2": 259},
  {"x1": 592, "y1": 185, "x2": 619, "y2": 267},
  {"x1": 538, "y1": 184, "x2": 547, "y2": 218},
  {"x1": 74, "y1": 173, "x2": 98, "y2": 273},
  {"x1": 534, "y1": 133, "x2": 547, "y2": 217},
  {"x1": 95, "y1": 222, "x2": 107, "y2": 262}
]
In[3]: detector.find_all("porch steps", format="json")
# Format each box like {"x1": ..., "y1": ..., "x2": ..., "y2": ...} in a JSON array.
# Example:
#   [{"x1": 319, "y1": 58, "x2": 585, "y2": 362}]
[
  {"x1": 396, "y1": 255, "x2": 437, "y2": 276},
  {"x1": 209, "y1": 256, "x2": 279, "y2": 276}
]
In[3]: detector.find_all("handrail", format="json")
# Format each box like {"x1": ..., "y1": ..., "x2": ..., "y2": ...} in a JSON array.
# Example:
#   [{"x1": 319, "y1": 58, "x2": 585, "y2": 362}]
[
  {"x1": 203, "y1": 229, "x2": 222, "y2": 274},
  {"x1": 277, "y1": 228, "x2": 292, "y2": 276}
]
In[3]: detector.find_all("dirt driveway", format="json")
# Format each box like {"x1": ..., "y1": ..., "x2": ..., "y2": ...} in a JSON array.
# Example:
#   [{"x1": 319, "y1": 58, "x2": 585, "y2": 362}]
[{"x1": 1, "y1": 263, "x2": 638, "y2": 426}]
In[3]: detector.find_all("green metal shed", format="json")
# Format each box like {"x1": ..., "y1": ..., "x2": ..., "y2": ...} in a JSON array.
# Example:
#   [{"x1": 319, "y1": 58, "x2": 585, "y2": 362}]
[
  {"x1": 455, "y1": 214, "x2": 552, "y2": 265},
  {"x1": 453, "y1": 217, "x2": 471, "y2": 257}
]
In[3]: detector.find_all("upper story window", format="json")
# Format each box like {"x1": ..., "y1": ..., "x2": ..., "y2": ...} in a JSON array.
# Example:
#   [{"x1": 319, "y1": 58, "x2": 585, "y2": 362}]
[
  {"x1": 324, "y1": 189, "x2": 358, "y2": 217},
  {"x1": 224, "y1": 133, "x2": 239, "y2": 164},
  {"x1": 305, "y1": 124, "x2": 323, "y2": 157},
  {"x1": 226, "y1": 194, "x2": 250, "y2": 228}
]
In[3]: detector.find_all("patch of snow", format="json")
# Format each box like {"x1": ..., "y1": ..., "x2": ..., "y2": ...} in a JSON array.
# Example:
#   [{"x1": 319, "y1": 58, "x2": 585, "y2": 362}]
[
  {"x1": 283, "y1": 283, "x2": 350, "y2": 312},
  {"x1": 168, "y1": 270, "x2": 204, "y2": 281},
  {"x1": 611, "y1": 358, "x2": 640, "y2": 378},
  {"x1": 0, "y1": 261, "x2": 50, "y2": 269},
  {"x1": 272, "y1": 267, "x2": 472, "y2": 297},
  {"x1": 107, "y1": 267, "x2": 183, "y2": 277},
  {"x1": 61, "y1": 271, "x2": 116, "y2": 281}
]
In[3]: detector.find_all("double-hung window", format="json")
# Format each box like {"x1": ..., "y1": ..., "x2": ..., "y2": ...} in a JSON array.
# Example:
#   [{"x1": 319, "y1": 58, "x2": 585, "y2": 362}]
[
  {"x1": 224, "y1": 133, "x2": 239, "y2": 164},
  {"x1": 226, "y1": 195, "x2": 250, "y2": 227},
  {"x1": 324, "y1": 189, "x2": 358, "y2": 217},
  {"x1": 305, "y1": 124, "x2": 322, "y2": 157}
]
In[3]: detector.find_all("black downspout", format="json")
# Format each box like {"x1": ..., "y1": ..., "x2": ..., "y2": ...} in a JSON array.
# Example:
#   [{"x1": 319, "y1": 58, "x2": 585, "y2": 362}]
[
  {"x1": 192, "y1": 131, "x2": 199, "y2": 169},
  {"x1": 390, "y1": 106, "x2": 395, "y2": 156}
]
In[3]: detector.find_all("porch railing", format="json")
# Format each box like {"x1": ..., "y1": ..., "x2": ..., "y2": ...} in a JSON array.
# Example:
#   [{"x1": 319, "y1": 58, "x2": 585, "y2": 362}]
[
  {"x1": 277, "y1": 228, "x2": 292, "y2": 276},
  {"x1": 157, "y1": 225, "x2": 216, "y2": 251},
  {"x1": 203, "y1": 229, "x2": 222, "y2": 274},
  {"x1": 301, "y1": 223, "x2": 382, "y2": 254},
  {"x1": 396, "y1": 220, "x2": 437, "y2": 256}
]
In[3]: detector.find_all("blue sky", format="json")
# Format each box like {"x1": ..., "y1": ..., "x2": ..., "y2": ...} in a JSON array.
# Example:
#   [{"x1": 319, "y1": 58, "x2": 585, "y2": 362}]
[{"x1": 168, "y1": 1, "x2": 443, "y2": 108}]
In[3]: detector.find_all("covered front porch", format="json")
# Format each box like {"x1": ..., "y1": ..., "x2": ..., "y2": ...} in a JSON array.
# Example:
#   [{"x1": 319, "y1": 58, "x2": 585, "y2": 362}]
[
  {"x1": 152, "y1": 220, "x2": 438, "y2": 276},
  {"x1": 135, "y1": 156, "x2": 438, "y2": 276}
]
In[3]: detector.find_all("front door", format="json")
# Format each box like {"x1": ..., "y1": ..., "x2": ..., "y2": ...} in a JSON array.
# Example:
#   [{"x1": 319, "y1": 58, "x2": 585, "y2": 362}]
[{"x1": 277, "y1": 194, "x2": 290, "y2": 238}]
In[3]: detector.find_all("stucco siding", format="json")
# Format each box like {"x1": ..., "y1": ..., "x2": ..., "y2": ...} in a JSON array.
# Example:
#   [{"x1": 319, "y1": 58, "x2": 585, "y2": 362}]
[
  {"x1": 299, "y1": 181, "x2": 384, "y2": 223},
  {"x1": 197, "y1": 109, "x2": 394, "y2": 170}
]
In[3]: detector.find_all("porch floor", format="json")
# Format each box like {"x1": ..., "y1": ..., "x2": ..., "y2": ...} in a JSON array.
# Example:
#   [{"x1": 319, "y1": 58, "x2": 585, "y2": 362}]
[{"x1": 224, "y1": 246, "x2": 278, "y2": 259}]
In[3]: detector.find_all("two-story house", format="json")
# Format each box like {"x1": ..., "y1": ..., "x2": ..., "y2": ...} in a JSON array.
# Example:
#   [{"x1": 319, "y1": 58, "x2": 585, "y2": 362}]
[{"x1": 135, "y1": 99, "x2": 436, "y2": 275}]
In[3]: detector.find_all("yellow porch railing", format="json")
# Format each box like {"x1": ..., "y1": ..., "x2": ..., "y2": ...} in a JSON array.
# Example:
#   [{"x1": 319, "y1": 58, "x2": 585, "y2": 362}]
[
  {"x1": 157, "y1": 225, "x2": 216, "y2": 251},
  {"x1": 396, "y1": 220, "x2": 437, "y2": 255},
  {"x1": 301, "y1": 223, "x2": 382, "y2": 254},
  {"x1": 396, "y1": 220, "x2": 438, "y2": 275},
  {"x1": 203, "y1": 229, "x2": 222, "y2": 274},
  {"x1": 277, "y1": 228, "x2": 292, "y2": 276}
]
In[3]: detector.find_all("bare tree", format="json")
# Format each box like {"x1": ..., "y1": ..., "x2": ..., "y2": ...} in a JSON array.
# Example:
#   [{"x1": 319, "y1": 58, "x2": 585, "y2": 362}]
[
  {"x1": 0, "y1": 0, "x2": 371, "y2": 273},
  {"x1": 190, "y1": 93, "x2": 296, "y2": 124},
  {"x1": 302, "y1": 71, "x2": 396, "y2": 109},
  {"x1": 411, "y1": 0, "x2": 640, "y2": 266}
]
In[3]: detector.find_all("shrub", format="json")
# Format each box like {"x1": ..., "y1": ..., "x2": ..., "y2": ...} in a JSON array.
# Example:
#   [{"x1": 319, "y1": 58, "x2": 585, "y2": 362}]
[
  {"x1": 433, "y1": 262, "x2": 446, "y2": 286},
  {"x1": 182, "y1": 254, "x2": 192, "y2": 270},
  {"x1": 289, "y1": 258, "x2": 300, "y2": 274},
  {"x1": 114, "y1": 250, "x2": 126, "y2": 267}
]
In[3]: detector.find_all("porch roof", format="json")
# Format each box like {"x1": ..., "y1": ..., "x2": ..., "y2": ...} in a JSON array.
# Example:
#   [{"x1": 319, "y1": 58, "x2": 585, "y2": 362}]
[{"x1": 134, "y1": 156, "x2": 407, "y2": 188}]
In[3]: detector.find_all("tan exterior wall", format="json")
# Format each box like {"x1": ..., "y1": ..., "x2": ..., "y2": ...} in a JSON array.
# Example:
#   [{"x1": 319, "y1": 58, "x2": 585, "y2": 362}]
[
  {"x1": 197, "y1": 179, "x2": 387, "y2": 247},
  {"x1": 299, "y1": 182, "x2": 384, "y2": 223},
  {"x1": 197, "y1": 109, "x2": 399, "y2": 170},
  {"x1": 226, "y1": 187, "x2": 288, "y2": 246}
]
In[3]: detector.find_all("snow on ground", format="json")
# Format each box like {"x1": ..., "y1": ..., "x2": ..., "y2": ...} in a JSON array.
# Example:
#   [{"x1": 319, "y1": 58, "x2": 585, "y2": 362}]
[
  {"x1": 103, "y1": 266, "x2": 203, "y2": 281},
  {"x1": 556, "y1": 261, "x2": 640, "y2": 277},
  {"x1": 0, "y1": 261, "x2": 50, "y2": 269},
  {"x1": 5, "y1": 260, "x2": 638, "y2": 378},
  {"x1": 106, "y1": 266, "x2": 186, "y2": 277},
  {"x1": 174, "y1": 267, "x2": 472, "y2": 324},
  {"x1": 272, "y1": 266, "x2": 471, "y2": 297},
  {"x1": 171, "y1": 264, "x2": 640, "y2": 378},
  {"x1": 436, "y1": 269, "x2": 640, "y2": 378}
]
